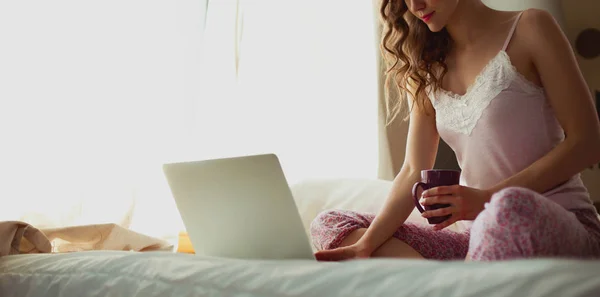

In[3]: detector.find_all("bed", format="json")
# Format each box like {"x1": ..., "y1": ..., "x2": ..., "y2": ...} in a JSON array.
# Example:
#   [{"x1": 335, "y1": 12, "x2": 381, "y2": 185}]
[
  {"x1": 2, "y1": 251, "x2": 600, "y2": 297},
  {"x1": 1, "y1": 178, "x2": 600, "y2": 297}
]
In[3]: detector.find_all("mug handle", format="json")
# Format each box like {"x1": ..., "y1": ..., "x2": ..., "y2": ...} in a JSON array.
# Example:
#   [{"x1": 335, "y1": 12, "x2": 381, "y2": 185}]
[{"x1": 412, "y1": 182, "x2": 427, "y2": 213}]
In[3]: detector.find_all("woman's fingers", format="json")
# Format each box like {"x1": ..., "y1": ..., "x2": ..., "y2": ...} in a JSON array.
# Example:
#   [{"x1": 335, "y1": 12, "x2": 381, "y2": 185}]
[
  {"x1": 433, "y1": 216, "x2": 459, "y2": 231},
  {"x1": 421, "y1": 206, "x2": 454, "y2": 218},
  {"x1": 419, "y1": 194, "x2": 454, "y2": 206},
  {"x1": 314, "y1": 250, "x2": 337, "y2": 261},
  {"x1": 422, "y1": 185, "x2": 461, "y2": 198},
  {"x1": 314, "y1": 247, "x2": 355, "y2": 261}
]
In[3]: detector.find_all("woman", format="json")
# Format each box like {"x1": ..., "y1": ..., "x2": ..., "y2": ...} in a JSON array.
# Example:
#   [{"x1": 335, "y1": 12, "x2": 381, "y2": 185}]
[{"x1": 311, "y1": 0, "x2": 600, "y2": 261}]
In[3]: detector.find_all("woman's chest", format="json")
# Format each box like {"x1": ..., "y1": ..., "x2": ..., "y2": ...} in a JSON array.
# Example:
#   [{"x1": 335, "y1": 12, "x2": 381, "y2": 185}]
[{"x1": 441, "y1": 49, "x2": 541, "y2": 98}]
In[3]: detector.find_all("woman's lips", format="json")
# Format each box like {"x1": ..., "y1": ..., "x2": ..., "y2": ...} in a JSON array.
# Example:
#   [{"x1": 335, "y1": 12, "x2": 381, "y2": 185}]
[{"x1": 422, "y1": 12, "x2": 435, "y2": 22}]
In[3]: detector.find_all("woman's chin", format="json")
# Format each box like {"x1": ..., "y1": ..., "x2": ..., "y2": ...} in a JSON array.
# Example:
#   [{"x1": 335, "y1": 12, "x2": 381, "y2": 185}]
[{"x1": 427, "y1": 23, "x2": 444, "y2": 32}]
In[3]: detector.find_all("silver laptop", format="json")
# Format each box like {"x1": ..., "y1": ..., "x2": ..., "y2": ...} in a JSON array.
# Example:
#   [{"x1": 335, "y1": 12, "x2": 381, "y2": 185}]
[{"x1": 163, "y1": 154, "x2": 315, "y2": 260}]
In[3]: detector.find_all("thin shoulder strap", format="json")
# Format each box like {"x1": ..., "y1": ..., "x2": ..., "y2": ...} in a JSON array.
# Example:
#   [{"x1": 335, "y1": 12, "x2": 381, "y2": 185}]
[{"x1": 502, "y1": 11, "x2": 525, "y2": 51}]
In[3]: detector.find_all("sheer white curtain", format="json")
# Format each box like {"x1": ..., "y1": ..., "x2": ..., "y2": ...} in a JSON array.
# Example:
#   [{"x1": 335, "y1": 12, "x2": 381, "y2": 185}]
[
  {"x1": 200, "y1": 0, "x2": 380, "y2": 183},
  {"x1": 0, "y1": 0, "x2": 379, "y2": 242},
  {"x1": 0, "y1": 0, "x2": 207, "y2": 241}
]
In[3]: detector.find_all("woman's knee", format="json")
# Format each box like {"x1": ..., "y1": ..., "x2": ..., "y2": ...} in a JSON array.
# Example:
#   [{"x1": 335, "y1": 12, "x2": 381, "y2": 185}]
[
  {"x1": 482, "y1": 187, "x2": 541, "y2": 222},
  {"x1": 310, "y1": 210, "x2": 341, "y2": 233},
  {"x1": 472, "y1": 187, "x2": 542, "y2": 231},
  {"x1": 469, "y1": 187, "x2": 543, "y2": 260},
  {"x1": 309, "y1": 210, "x2": 370, "y2": 250}
]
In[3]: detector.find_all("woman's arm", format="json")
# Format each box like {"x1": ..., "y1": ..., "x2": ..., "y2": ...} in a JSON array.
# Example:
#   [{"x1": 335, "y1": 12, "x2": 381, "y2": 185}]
[
  {"x1": 488, "y1": 9, "x2": 600, "y2": 194},
  {"x1": 357, "y1": 97, "x2": 440, "y2": 254}
]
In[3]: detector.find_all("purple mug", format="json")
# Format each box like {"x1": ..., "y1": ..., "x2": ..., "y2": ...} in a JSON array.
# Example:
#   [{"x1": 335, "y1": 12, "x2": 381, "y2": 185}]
[{"x1": 412, "y1": 169, "x2": 460, "y2": 224}]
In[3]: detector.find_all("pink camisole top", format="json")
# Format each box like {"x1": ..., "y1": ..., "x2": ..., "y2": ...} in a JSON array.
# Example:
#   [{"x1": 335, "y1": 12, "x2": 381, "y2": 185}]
[{"x1": 429, "y1": 12, "x2": 595, "y2": 212}]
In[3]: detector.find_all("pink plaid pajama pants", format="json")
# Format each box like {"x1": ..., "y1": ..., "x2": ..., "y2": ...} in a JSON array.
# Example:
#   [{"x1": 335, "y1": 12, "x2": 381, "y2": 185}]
[{"x1": 310, "y1": 187, "x2": 600, "y2": 260}]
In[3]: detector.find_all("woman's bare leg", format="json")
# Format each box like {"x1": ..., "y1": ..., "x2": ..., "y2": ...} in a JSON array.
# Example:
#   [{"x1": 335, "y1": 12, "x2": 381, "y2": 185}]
[{"x1": 339, "y1": 228, "x2": 424, "y2": 259}]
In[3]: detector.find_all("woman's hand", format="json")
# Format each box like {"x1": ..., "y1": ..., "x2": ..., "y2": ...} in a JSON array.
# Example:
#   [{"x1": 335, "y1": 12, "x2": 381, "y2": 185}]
[
  {"x1": 314, "y1": 242, "x2": 372, "y2": 261},
  {"x1": 420, "y1": 185, "x2": 492, "y2": 231}
]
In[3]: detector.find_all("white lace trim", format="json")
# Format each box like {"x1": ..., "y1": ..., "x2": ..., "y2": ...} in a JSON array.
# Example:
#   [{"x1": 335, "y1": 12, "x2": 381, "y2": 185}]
[{"x1": 430, "y1": 50, "x2": 543, "y2": 136}]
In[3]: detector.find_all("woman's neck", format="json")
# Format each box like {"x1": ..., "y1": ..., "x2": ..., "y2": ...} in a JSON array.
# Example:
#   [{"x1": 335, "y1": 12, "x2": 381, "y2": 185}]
[{"x1": 445, "y1": 1, "x2": 496, "y2": 50}]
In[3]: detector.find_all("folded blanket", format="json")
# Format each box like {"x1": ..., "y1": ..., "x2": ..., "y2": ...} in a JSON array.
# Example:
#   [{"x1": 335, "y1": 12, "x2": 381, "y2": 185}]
[
  {"x1": 0, "y1": 221, "x2": 173, "y2": 257},
  {"x1": 0, "y1": 221, "x2": 52, "y2": 256}
]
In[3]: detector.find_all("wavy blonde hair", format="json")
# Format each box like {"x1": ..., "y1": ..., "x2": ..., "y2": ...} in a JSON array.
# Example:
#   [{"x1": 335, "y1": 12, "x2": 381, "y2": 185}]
[{"x1": 379, "y1": 0, "x2": 453, "y2": 123}]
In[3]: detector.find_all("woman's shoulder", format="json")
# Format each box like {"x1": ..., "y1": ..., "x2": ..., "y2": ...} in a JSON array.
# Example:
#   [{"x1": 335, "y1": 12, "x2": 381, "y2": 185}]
[
  {"x1": 519, "y1": 8, "x2": 558, "y2": 25},
  {"x1": 516, "y1": 9, "x2": 564, "y2": 45},
  {"x1": 513, "y1": 8, "x2": 568, "y2": 60}
]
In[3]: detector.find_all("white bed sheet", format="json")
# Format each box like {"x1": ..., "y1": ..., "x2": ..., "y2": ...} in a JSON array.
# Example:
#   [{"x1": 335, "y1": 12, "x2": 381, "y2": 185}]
[{"x1": 1, "y1": 251, "x2": 600, "y2": 297}]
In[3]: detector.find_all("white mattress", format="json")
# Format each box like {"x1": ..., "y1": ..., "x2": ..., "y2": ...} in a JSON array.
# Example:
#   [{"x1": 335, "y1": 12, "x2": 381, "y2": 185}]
[{"x1": 1, "y1": 251, "x2": 600, "y2": 297}]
